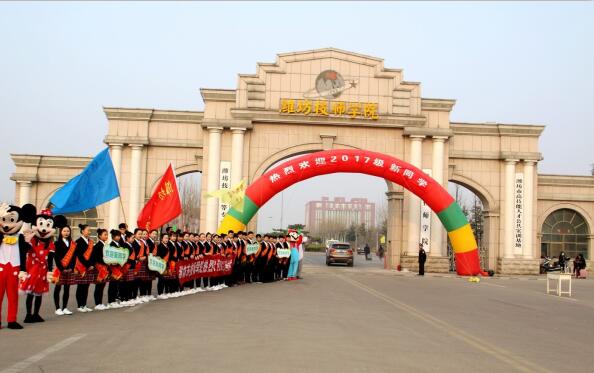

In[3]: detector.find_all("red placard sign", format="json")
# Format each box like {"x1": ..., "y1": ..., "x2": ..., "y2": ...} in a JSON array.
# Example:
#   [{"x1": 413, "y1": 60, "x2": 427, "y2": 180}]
[{"x1": 177, "y1": 255, "x2": 235, "y2": 285}]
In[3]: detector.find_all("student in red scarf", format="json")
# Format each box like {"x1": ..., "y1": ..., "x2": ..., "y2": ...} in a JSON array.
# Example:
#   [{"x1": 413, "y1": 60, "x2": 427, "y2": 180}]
[
  {"x1": 52, "y1": 225, "x2": 76, "y2": 316},
  {"x1": 120, "y1": 231, "x2": 137, "y2": 307},
  {"x1": 106, "y1": 229, "x2": 124, "y2": 309},
  {"x1": 91, "y1": 228, "x2": 110, "y2": 310},
  {"x1": 74, "y1": 224, "x2": 95, "y2": 313},
  {"x1": 156, "y1": 233, "x2": 171, "y2": 299}
]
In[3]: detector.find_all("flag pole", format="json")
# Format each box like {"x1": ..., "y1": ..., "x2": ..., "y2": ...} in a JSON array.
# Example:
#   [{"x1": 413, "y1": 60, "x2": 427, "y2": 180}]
[{"x1": 119, "y1": 198, "x2": 127, "y2": 229}]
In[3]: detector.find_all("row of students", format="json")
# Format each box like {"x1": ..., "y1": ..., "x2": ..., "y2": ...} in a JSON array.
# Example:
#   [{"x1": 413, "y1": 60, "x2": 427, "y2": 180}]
[
  {"x1": 51, "y1": 224, "x2": 162, "y2": 315},
  {"x1": 20, "y1": 222, "x2": 301, "y2": 325}
]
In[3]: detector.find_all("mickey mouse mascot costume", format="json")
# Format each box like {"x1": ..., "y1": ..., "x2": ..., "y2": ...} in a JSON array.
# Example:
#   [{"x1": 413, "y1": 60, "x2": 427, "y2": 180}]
[
  {"x1": 0, "y1": 202, "x2": 36, "y2": 329},
  {"x1": 20, "y1": 209, "x2": 66, "y2": 323}
]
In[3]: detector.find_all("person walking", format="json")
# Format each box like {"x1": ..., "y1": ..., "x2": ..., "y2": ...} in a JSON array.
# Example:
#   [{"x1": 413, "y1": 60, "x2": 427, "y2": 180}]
[
  {"x1": 377, "y1": 245, "x2": 385, "y2": 260},
  {"x1": 574, "y1": 254, "x2": 586, "y2": 278},
  {"x1": 418, "y1": 243, "x2": 426, "y2": 276},
  {"x1": 559, "y1": 251, "x2": 568, "y2": 273},
  {"x1": 364, "y1": 244, "x2": 371, "y2": 261}
]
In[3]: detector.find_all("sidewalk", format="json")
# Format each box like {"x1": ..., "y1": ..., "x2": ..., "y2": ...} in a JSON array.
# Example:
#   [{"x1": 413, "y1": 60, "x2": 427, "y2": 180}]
[{"x1": 383, "y1": 269, "x2": 593, "y2": 281}]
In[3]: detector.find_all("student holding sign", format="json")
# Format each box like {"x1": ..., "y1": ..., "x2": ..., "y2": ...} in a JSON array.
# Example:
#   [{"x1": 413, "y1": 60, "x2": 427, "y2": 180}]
[
  {"x1": 74, "y1": 224, "x2": 95, "y2": 313},
  {"x1": 131, "y1": 229, "x2": 148, "y2": 302},
  {"x1": 106, "y1": 230, "x2": 124, "y2": 309},
  {"x1": 254, "y1": 234, "x2": 265, "y2": 283},
  {"x1": 140, "y1": 230, "x2": 152, "y2": 298},
  {"x1": 245, "y1": 231, "x2": 257, "y2": 283},
  {"x1": 91, "y1": 228, "x2": 109, "y2": 310},
  {"x1": 121, "y1": 231, "x2": 137, "y2": 306},
  {"x1": 156, "y1": 233, "x2": 171, "y2": 299}
]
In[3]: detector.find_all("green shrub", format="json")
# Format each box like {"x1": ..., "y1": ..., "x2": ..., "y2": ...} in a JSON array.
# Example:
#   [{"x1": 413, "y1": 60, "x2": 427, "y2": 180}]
[{"x1": 304, "y1": 244, "x2": 326, "y2": 252}]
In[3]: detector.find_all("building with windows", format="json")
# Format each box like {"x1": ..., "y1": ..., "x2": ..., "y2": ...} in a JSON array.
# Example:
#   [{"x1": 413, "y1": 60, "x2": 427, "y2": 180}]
[{"x1": 305, "y1": 197, "x2": 376, "y2": 233}]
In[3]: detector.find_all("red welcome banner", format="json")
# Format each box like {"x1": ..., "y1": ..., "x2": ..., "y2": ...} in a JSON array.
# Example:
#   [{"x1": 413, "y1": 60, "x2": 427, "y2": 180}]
[{"x1": 177, "y1": 255, "x2": 235, "y2": 285}]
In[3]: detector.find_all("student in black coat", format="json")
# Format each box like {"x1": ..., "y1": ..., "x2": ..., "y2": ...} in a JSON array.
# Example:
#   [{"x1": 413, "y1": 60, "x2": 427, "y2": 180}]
[
  {"x1": 120, "y1": 231, "x2": 137, "y2": 304},
  {"x1": 53, "y1": 226, "x2": 76, "y2": 315},
  {"x1": 156, "y1": 233, "x2": 171, "y2": 297},
  {"x1": 281, "y1": 237, "x2": 290, "y2": 280},
  {"x1": 107, "y1": 230, "x2": 123, "y2": 307},
  {"x1": 168, "y1": 232, "x2": 180, "y2": 294},
  {"x1": 74, "y1": 224, "x2": 94, "y2": 312},
  {"x1": 91, "y1": 229, "x2": 109, "y2": 310},
  {"x1": 275, "y1": 238, "x2": 284, "y2": 280}
]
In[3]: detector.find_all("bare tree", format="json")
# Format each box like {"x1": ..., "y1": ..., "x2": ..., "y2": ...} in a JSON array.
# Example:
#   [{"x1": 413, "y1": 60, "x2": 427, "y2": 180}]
[
  {"x1": 377, "y1": 200, "x2": 388, "y2": 239},
  {"x1": 171, "y1": 175, "x2": 201, "y2": 232}
]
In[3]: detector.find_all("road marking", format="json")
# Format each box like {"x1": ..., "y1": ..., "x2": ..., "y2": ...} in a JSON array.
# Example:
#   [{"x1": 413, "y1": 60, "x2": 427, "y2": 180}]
[
  {"x1": 0, "y1": 333, "x2": 86, "y2": 373},
  {"x1": 337, "y1": 274, "x2": 552, "y2": 373},
  {"x1": 542, "y1": 293, "x2": 578, "y2": 302},
  {"x1": 481, "y1": 282, "x2": 506, "y2": 288}
]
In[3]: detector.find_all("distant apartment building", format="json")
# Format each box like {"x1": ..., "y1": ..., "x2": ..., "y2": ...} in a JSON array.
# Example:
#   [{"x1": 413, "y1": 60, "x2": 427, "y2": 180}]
[{"x1": 305, "y1": 197, "x2": 376, "y2": 233}]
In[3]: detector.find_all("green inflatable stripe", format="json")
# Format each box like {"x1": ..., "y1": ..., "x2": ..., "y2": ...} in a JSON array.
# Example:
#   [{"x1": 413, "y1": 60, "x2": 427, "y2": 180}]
[
  {"x1": 437, "y1": 202, "x2": 469, "y2": 232},
  {"x1": 226, "y1": 196, "x2": 260, "y2": 225}
]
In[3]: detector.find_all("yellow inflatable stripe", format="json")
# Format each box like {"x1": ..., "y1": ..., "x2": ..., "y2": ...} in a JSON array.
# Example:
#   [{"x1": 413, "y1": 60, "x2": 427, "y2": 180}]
[
  {"x1": 217, "y1": 215, "x2": 246, "y2": 235},
  {"x1": 447, "y1": 224, "x2": 477, "y2": 254}
]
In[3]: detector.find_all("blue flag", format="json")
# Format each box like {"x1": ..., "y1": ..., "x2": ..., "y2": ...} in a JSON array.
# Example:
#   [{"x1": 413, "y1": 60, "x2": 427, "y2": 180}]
[{"x1": 50, "y1": 148, "x2": 120, "y2": 214}]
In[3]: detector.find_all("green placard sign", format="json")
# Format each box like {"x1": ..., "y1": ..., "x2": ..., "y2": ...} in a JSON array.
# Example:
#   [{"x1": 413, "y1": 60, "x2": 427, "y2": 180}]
[
  {"x1": 276, "y1": 248, "x2": 291, "y2": 258},
  {"x1": 103, "y1": 246, "x2": 128, "y2": 266},
  {"x1": 148, "y1": 254, "x2": 167, "y2": 274},
  {"x1": 246, "y1": 243, "x2": 259, "y2": 256}
]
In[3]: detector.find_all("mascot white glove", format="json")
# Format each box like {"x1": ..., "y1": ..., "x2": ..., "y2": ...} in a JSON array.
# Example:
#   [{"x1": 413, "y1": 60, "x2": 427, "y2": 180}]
[{"x1": 18, "y1": 271, "x2": 27, "y2": 281}]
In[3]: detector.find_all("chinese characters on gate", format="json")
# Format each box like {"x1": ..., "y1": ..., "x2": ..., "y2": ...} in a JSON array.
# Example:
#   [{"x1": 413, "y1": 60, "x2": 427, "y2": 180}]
[
  {"x1": 279, "y1": 98, "x2": 379, "y2": 120},
  {"x1": 419, "y1": 169, "x2": 433, "y2": 252},
  {"x1": 218, "y1": 161, "x2": 231, "y2": 224},
  {"x1": 514, "y1": 173, "x2": 524, "y2": 251}
]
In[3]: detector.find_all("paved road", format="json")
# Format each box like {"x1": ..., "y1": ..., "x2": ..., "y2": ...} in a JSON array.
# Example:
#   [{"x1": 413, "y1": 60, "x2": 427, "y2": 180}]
[
  {"x1": 1, "y1": 253, "x2": 594, "y2": 373},
  {"x1": 304, "y1": 250, "x2": 386, "y2": 269}
]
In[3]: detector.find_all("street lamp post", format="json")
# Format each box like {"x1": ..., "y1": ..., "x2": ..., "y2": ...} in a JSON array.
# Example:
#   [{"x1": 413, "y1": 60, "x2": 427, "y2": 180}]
[{"x1": 280, "y1": 191, "x2": 285, "y2": 231}]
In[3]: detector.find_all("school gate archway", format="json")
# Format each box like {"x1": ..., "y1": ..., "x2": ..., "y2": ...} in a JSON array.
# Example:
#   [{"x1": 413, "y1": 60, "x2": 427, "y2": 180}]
[{"x1": 10, "y1": 48, "x2": 594, "y2": 274}]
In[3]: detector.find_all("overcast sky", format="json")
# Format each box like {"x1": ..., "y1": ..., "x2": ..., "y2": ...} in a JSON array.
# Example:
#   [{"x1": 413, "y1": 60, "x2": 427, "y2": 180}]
[{"x1": 1, "y1": 2, "x2": 592, "y2": 232}]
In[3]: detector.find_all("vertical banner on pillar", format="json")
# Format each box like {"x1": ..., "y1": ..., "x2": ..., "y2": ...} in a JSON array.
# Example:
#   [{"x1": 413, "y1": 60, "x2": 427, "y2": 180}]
[
  {"x1": 514, "y1": 173, "x2": 524, "y2": 255},
  {"x1": 419, "y1": 169, "x2": 432, "y2": 252},
  {"x1": 218, "y1": 161, "x2": 231, "y2": 225}
]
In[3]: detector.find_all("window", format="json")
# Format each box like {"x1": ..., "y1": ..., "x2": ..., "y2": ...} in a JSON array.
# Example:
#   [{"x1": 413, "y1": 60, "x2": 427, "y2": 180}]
[{"x1": 541, "y1": 209, "x2": 589, "y2": 259}]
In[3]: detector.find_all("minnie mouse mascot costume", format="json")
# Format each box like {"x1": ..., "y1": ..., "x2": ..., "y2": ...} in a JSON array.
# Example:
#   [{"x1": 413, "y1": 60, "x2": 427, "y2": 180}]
[
  {"x1": 20, "y1": 209, "x2": 66, "y2": 323},
  {"x1": 0, "y1": 202, "x2": 36, "y2": 330}
]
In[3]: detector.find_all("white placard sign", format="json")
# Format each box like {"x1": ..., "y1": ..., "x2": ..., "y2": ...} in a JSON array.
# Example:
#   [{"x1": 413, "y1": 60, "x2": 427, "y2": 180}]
[
  {"x1": 103, "y1": 245, "x2": 128, "y2": 266},
  {"x1": 246, "y1": 243, "x2": 259, "y2": 256},
  {"x1": 276, "y1": 248, "x2": 291, "y2": 258},
  {"x1": 148, "y1": 254, "x2": 167, "y2": 274},
  {"x1": 514, "y1": 173, "x2": 524, "y2": 254},
  {"x1": 218, "y1": 161, "x2": 231, "y2": 224},
  {"x1": 419, "y1": 169, "x2": 432, "y2": 252}
]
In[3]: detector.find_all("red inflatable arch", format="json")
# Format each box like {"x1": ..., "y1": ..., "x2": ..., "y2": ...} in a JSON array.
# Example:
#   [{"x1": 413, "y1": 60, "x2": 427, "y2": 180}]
[{"x1": 218, "y1": 149, "x2": 482, "y2": 276}]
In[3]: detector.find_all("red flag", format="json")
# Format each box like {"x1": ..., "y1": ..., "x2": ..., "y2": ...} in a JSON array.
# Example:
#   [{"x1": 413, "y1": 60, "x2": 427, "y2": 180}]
[{"x1": 137, "y1": 164, "x2": 182, "y2": 231}]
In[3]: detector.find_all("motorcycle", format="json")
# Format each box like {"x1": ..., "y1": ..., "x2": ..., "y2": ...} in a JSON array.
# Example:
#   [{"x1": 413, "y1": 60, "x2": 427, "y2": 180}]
[{"x1": 540, "y1": 256, "x2": 562, "y2": 274}]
